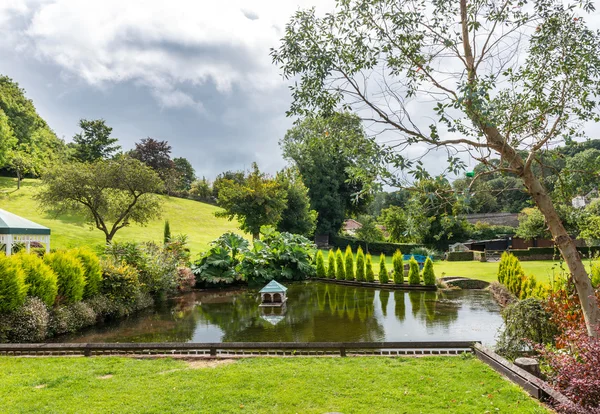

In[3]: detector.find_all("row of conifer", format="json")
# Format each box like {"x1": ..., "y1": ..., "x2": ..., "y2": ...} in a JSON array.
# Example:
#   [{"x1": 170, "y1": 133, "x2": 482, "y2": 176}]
[{"x1": 315, "y1": 246, "x2": 436, "y2": 286}]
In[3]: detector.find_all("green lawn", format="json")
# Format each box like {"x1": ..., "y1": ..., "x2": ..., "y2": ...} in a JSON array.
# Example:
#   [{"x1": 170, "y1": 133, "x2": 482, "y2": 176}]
[
  {"x1": 0, "y1": 356, "x2": 549, "y2": 413},
  {"x1": 0, "y1": 177, "x2": 244, "y2": 255}
]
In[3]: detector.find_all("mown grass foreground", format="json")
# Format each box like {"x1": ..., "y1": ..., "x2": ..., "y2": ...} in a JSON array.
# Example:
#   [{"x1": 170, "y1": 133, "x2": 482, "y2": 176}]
[
  {"x1": 0, "y1": 177, "x2": 243, "y2": 254},
  {"x1": 0, "y1": 356, "x2": 549, "y2": 413}
]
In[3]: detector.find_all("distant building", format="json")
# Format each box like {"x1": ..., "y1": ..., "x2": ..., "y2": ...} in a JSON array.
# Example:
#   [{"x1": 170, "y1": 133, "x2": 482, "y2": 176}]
[
  {"x1": 342, "y1": 219, "x2": 363, "y2": 236},
  {"x1": 572, "y1": 189, "x2": 599, "y2": 209},
  {"x1": 463, "y1": 213, "x2": 519, "y2": 227}
]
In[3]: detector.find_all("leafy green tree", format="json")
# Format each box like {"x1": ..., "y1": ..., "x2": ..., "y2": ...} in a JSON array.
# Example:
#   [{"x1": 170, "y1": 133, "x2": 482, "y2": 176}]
[
  {"x1": 344, "y1": 245, "x2": 354, "y2": 281},
  {"x1": 516, "y1": 208, "x2": 551, "y2": 240},
  {"x1": 555, "y1": 149, "x2": 600, "y2": 201},
  {"x1": 355, "y1": 215, "x2": 384, "y2": 252},
  {"x1": 216, "y1": 163, "x2": 288, "y2": 240},
  {"x1": 6, "y1": 148, "x2": 35, "y2": 189},
  {"x1": 355, "y1": 246, "x2": 365, "y2": 282},
  {"x1": 327, "y1": 249, "x2": 336, "y2": 279},
  {"x1": 173, "y1": 157, "x2": 196, "y2": 192},
  {"x1": 378, "y1": 254, "x2": 388, "y2": 284},
  {"x1": 276, "y1": 168, "x2": 318, "y2": 236},
  {"x1": 37, "y1": 157, "x2": 163, "y2": 244},
  {"x1": 213, "y1": 170, "x2": 245, "y2": 199},
  {"x1": 0, "y1": 108, "x2": 16, "y2": 167},
  {"x1": 316, "y1": 250, "x2": 326, "y2": 278},
  {"x1": 365, "y1": 253, "x2": 375, "y2": 282},
  {"x1": 408, "y1": 257, "x2": 420, "y2": 285},
  {"x1": 273, "y1": 0, "x2": 600, "y2": 335},
  {"x1": 72, "y1": 119, "x2": 121, "y2": 162},
  {"x1": 335, "y1": 248, "x2": 345, "y2": 280},
  {"x1": 392, "y1": 250, "x2": 404, "y2": 284},
  {"x1": 130, "y1": 138, "x2": 176, "y2": 192},
  {"x1": 281, "y1": 113, "x2": 378, "y2": 235},
  {"x1": 190, "y1": 177, "x2": 212, "y2": 199}
]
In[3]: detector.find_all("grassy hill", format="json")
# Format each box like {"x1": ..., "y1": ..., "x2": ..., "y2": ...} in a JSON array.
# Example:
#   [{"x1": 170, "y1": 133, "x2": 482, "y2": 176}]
[{"x1": 0, "y1": 177, "x2": 244, "y2": 256}]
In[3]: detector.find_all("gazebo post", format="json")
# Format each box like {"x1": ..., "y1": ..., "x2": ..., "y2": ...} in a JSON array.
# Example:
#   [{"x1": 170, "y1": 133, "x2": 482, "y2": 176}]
[
  {"x1": 45, "y1": 235, "x2": 50, "y2": 253},
  {"x1": 5, "y1": 234, "x2": 12, "y2": 256}
]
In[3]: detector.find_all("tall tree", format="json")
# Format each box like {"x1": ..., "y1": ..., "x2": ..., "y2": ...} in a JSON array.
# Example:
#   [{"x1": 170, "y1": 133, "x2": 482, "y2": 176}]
[
  {"x1": 0, "y1": 109, "x2": 16, "y2": 167},
  {"x1": 216, "y1": 163, "x2": 287, "y2": 240},
  {"x1": 273, "y1": 0, "x2": 600, "y2": 336},
  {"x1": 281, "y1": 113, "x2": 378, "y2": 236},
  {"x1": 213, "y1": 170, "x2": 246, "y2": 199},
  {"x1": 72, "y1": 119, "x2": 121, "y2": 162},
  {"x1": 190, "y1": 176, "x2": 213, "y2": 199},
  {"x1": 276, "y1": 168, "x2": 318, "y2": 236},
  {"x1": 173, "y1": 157, "x2": 196, "y2": 192},
  {"x1": 131, "y1": 138, "x2": 174, "y2": 176},
  {"x1": 37, "y1": 157, "x2": 163, "y2": 244}
]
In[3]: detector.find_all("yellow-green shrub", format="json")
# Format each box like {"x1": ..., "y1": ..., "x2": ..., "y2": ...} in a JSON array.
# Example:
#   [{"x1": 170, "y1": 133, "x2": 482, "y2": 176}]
[
  {"x1": 316, "y1": 250, "x2": 326, "y2": 278},
  {"x1": 0, "y1": 255, "x2": 27, "y2": 313},
  {"x1": 335, "y1": 249, "x2": 345, "y2": 280},
  {"x1": 100, "y1": 259, "x2": 141, "y2": 306},
  {"x1": 392, "y1": 250, "x2": 403, "y2": 284},
  {"x1": 591, "y1": 263, "x2": 600, "y2": 288},
  {"x1": 408, "y1": 256, "x2": 420, "y2": 285},
  {"x1": 44, "y1": 251, "x2": 86, "y2": 304},
  {"x1": 12, "y1": 252, "x2": 58, "y2": 307},
  {"x1": 71, "y1": 248, "x2": 102, "y2": 298},
  {"x1": 327, "y1": 249, "x2": 336, "y2": 279},
  {"x1": 365, "y1": 253, "x2": 375, "y2": 282},
  {"x1": 379, "y1": 254, "x2": 388, "y2": 284},
  {"x1": 422, "y1": 257, "x2": 435, "y2": 286},
  {"x1": 355, "y1": 247, "x2": 365, "y2": 282},
  {"x1": 344, "y1": 245, "x2": 354, "y2": 281}
]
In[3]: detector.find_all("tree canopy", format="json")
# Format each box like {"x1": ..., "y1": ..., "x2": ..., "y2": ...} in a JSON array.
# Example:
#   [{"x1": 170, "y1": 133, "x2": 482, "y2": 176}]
[
  {"x1": 72, "y1": 119, "x2": 121, "y2": 162},
  {"x1": 276, "y1": 168, "x2": 317, "y2": 237}
]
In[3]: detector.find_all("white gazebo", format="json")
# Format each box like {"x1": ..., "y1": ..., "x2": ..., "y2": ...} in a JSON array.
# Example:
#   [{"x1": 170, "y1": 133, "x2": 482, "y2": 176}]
[{"x1": 0, "y1": 209, "x2": 51, "y2": 256}]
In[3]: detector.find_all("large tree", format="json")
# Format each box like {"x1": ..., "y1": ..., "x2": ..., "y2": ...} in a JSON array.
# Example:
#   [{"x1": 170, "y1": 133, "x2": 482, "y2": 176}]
[
  {"x1": 276, "y1": 168, "x2": 318, "y2": 237},
  {"x1": 281, "y1": 113, "x2": 378, "y2": 236},
  {"x1": 173, "y1": 157, "x2": 196, "y2": 192},
  {"x1": 37, "y1": 157, "x2": 163, "y2": 244},
  {"x1": 72, "y1": 119, "x2": 121, "y2": 162},
  {"x1": 273, "y1": 0, "x2": 600, "y2": 335},
  {"x1": 216, "y1": 163, "x2": 288, "y2": 240}
]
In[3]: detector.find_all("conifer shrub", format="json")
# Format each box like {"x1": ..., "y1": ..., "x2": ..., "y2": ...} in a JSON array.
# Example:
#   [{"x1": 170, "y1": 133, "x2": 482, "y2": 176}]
[
  {"x1": 316, "y1": 250, "x2": 326, "y2": 278},
  {"x1": 164, "y1": 220, "x2": 171, "y2": 244},
  {"x1": 0, "y1": 255, "x2": 27, "y2": 313},
  {"x1": 335, "y1": 249, "x2": 345, "y2": 280},
  {"x1": 497, "y1": 253, "x2": 543, "y2": 299},
  {"x1": 591, "y1": 263, "x2": 600, "y2": 288},
  {"x1": 12, "y1": 252, "x2": 58, "y2": 307},
  {"x1": 327, "y1": 249, "x2": 336, "y2": 279},
  {"x1": 355, "y1": 247, "x2": 365, "y2": 282},
  {"x1": 422, "y1": 257, "x2": 435, "y2": 286},
  {"x1": 392, "y1": 249, "x2": 404, "y2": 284},
  {"x1": 44, "y1": 251, "x2": 86, "y2": 304},
  {"x1": 379, "y1": 254, "x2": 389, "y2": 284},
  {"x1": 71, "y1": 248, "x2": 102, "y2": 299},
  {"x1": 408, "y1": 256, "x2": 420, "y2": 285},
  {"x1": 365, "y1": 253, "x2": 375, "y2": 282},
  {"x1": 344, "y1": 245, "x2": 354, "y2": 281}
]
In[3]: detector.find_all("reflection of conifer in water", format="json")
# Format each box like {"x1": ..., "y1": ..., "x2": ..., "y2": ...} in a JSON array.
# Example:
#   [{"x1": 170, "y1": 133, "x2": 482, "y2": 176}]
[
  {"x1": 317, "y1": 283, "x2": 326, "y2": 311},
  {"x1": 335, "y1": 285, "x2": 345, "y2": 317},
  {"x1": 393, "y1": 290, "x2": 405, "y2": 321},
  {"x1": 345, "y1": 288, "x2": 356, "y2": 321},
  {"x1": 364, "y1": 288, "x2": 375, "y2": 318},
  {"x1": 409, "y1": 291, "x2": 422, "y2": 317},
  {"x1": 379, "y1": 290, "x2": 390, "y2": 316},
  {"x1": 357, "y1": 289, "x2": 367, "y2": 322},
  {"x1": 423, "y1": 291, "x2": 437, "y2": 321},
  {"x1": 324, "y1": 284, "x2": 334, "y2": 313}
]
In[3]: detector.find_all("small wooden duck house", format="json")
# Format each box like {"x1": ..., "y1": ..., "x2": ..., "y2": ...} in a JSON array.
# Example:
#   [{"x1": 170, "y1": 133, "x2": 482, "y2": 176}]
[{"x1": 259, "y1": 280, "x2": 288, "y2": 307}]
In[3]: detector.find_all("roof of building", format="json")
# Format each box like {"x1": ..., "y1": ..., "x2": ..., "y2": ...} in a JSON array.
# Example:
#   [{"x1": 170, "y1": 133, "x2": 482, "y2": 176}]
[
  {"x1": 259, "y1": 280, "x2": 288, "y2": 293},
  {"x1": 343, "y1": 219, "x2": 363, "y2": 230},
  {"x1": 0, "y1": 209, "x2": 50, "y2": 235}
]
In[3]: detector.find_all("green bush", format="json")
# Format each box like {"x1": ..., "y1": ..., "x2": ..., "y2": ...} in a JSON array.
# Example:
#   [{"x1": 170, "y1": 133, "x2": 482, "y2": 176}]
[
  {"x1": 344, "y1": 245, "x2": 354, "y2": 281},
  {"x1": 497, "y1": 253, "x2": 541, "y2": 299},
  {"x1": 12, "y1": 252, "x2": 58, "y2": 307},
  {"x1": 0, "y1": 255, "x2": 27, "y2": 313},
  {"x1": 408, "y1": 256, "x2": 420, "y2": 285},
  {"x1": 355, "y1": 247, "x2": 365, "y2": 282},
  {"x1": 446, "y1": 251, "x2": 474, "y2": 261},
  {"x1": 71, "y1": 248, "x2": 103, "y2": 299},
  {"x1": 335, "y1": 249, "x2": 345, "y2": 281},
  {"x1": 316, "y1": 250, "x2": 326, "y2": 278},
  {"x1": 3, "y1": 297, "x2": 50, "y2": 342},
  {"x1": 422, "y1": 257, "x2": 435, "y2": 286},
  {"x1": 49, "y1": 302, "x2": 97, "y2": 336},
  {"x1": 379, "y1": 254, "x2": 388, "y2": 284},
  {"x1": 100, "y1": 258, "x2": 141, "y2": 307},
  {"x1": 591, "y1": 263, "x2": 600, "y2": 288},
  {"x1": 365, "y1": 254, "x2": 375, "y2": 282},
  {"x1": 44, "y1": 251, "x2": 86, "y2": 304},
  {"x1": 330, "y1": 235, "x2": 422, "y2": 256},
  {"x1": 392, "y1": 250, "x2": 403, "y2": 284},
  {"x1": 327, "y1": 249, "x2": 336, "y2": 279}
]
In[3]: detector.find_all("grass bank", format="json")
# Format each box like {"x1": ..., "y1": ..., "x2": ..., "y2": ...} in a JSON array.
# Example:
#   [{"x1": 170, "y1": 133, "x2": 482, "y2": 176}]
[
  {"x1": 0, "y1": 177, "x2": 244, "y2": 255},
  {"x1": 0, "y1": 356, "x2": 548, "y2": 413}
]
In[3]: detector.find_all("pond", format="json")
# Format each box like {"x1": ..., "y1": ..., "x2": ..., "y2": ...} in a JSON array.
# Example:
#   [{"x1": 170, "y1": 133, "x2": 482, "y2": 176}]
[{"x1": 51, "y1": 282, "x2": 503, "y2": 345}]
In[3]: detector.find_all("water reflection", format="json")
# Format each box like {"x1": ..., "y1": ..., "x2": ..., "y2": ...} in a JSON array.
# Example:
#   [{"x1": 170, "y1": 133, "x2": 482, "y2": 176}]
[{"x1": 51, "y1": 282, "x2": 502, "y2": 345}]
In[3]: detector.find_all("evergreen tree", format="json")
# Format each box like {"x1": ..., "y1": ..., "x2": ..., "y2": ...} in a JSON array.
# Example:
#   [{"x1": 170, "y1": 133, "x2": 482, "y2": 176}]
[
  {"x1": 365, "y1": 253, "x2": 375, "y2": 282},
  {"x1": 392, "y1": 249, "x2": 404, "y2": 284},
  {"x1": 379, "y1": 254, "x2": 388, "y2": 284},
  {"x1": 355, "y1": 246, "x2": 365, "y2": 282},
  {"x1": 344, "y1": 245, "x2": 354, "y2": 281},
  {"x1": 163, "y1": 220, "x2": 171, "y2": 244},
  {"x1": 422, "y1": 257, "x2": 436, "y2": 286},
  {"x1": 408, "y1": 256, "x2": 420, "y2": 285},
  {"x1": 335, "y1": 249, "x2": 345, "y2": 280},
  {"x1": 316, "y1": 250, "x2": 326, "y2": 278},
  {"x1": 327, "y1": 249, "x2": 336, "y2": 279}
]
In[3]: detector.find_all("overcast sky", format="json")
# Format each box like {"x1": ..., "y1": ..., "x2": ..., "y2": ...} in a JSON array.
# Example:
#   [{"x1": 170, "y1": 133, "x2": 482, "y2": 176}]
[{"x1": 1, "y1": 1, "x2": 599, "y2": 182}]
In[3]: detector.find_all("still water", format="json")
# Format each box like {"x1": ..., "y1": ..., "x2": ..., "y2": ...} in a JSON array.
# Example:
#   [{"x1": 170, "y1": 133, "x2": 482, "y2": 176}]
[{"x1": 52, "y1": 282, "x2": 503, "y2": 345}]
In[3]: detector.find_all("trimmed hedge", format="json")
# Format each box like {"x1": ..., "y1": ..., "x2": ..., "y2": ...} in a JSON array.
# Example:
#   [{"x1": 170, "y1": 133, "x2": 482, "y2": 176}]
[
  {"x1": 12, "y1": 253, "x2": 58, "y2": 307},
  {"x1": 72, "y1": 248, "x2": 103, "y2": 299},
  {"x1": 330, "y1": 236, "x2": 422, "y2": 256},
  {"x1": 0, "y1": 255, "x2": 27, "y2": 313},
  {"x1": 44, "y1": 251, "x2": 86, "y2": 304},
  {"x1": 447, "y1": 251, "x2": 475, "y2": 261}
]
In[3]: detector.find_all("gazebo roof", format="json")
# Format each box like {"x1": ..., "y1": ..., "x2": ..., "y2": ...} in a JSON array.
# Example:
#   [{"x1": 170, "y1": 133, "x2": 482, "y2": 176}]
[
  {"x1": 259, "y1": 280, "x2": 288, "y2": 294},
  {"x1": 0, "y1": 209, "x2": 51, "y2": 235}
]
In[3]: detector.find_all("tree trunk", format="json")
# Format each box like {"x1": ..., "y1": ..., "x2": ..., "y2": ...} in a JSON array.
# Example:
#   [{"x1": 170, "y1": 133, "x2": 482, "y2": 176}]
[
  {"x1": 16, "y1": 171, "x2": 21, "y2": 190},
  {"x1": 252, "y1": 232, "x2": 260, "y2": 241}
]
